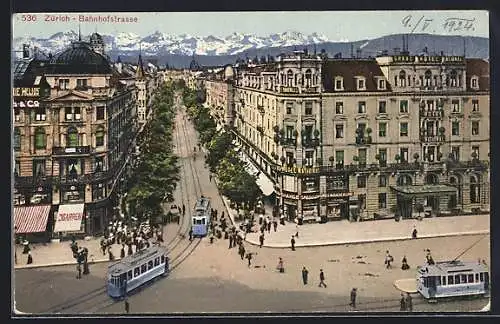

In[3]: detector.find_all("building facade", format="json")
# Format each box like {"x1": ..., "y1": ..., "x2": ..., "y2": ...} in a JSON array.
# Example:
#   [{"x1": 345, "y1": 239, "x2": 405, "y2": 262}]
[
  {"x1": 13, "y1": 35, "x2": 148, "y2": 238},
  {"x1": 204, "y1": 50, "x2": 490, "y2": 223}
]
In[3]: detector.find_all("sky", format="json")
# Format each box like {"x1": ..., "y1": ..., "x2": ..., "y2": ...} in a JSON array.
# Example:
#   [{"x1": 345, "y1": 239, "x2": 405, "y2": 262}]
[{"x1": 12, "y1": 10, "x2": 488, "y2": 41}]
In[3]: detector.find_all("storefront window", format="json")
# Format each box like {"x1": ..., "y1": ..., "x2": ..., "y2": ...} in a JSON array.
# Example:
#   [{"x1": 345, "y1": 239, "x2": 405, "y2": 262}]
[{"x1": 302, "y1": 177, "x2": 319, "y2": 192}]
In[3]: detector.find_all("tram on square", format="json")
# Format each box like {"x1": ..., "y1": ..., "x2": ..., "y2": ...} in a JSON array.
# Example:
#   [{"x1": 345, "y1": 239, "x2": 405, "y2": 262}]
[
  {"x1": 192, "y1": 197, "x2": 211, "y2": 237},
  {"x1": 416, "y1": 260, "x2": 490, "y2": 300},
  {"x1": 107, "y1": 245, "x2": 169, "y2": 299}
]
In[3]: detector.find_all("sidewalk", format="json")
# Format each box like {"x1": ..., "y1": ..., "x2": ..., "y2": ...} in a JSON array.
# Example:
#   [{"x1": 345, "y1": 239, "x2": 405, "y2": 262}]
[
  {"x1": 14, "y1": 237, "x2": 124, "y2": 270},
  {"x1": 218, "y1": 193, "x2": 489, "y2": 248},
  {"x1": 14, "y1": 224, "x2": 171, "y2": 270}
]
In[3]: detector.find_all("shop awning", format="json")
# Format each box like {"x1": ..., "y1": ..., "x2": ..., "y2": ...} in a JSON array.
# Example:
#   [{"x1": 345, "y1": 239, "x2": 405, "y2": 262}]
[
  {"x1": 238, "y1": 152, "x2": 275, "y2": 196},
  {"x1": 14, "y1": 205, "x2": 51, "y2": 234},
  {"x1": 256, "y1": 172, "x2": 275, "y2": 196},
  {"x1": 391, "y1": 184, "x2": 457, "y2": 197},
  {"x1": 53, "y1": 203, "x2": 85, "y2": 233}
]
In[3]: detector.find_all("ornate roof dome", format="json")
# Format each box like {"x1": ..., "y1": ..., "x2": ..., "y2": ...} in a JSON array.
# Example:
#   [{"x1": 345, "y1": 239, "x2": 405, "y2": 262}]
[
  {"x1": 90, "y1": 32, "x2": 103, "y2": 43},
  {"x1": 49, "y1": 41, "x2": 112, "y2": 74}
]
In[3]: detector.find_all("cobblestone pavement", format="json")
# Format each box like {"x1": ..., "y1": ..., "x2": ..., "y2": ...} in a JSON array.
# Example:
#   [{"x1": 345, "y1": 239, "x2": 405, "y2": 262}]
[{"x1": 14, "y1": 234, "x2": 489, "y2": 314}]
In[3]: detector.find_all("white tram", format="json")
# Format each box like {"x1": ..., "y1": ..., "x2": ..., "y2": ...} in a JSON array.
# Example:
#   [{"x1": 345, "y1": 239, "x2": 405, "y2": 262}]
[
  {"x1": 416, "y1": 260, "x2": 490, "y2": 300},
  {"x1": 192, "y1": 197, "x2": 211, "y2": 237},
  {"x1": 107, "y1": 245, "x2": 169, "y2": 298}
]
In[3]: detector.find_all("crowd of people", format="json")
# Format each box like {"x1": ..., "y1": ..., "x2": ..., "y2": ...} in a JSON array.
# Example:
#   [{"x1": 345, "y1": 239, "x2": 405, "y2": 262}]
[{"x1": 99, "y1": 220, "x2": 164, "y2": 261}]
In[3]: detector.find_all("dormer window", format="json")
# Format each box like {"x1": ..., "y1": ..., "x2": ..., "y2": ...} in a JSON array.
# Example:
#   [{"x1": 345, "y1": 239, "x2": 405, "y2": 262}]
[
  {"x1": 357, "y1": 77, "x2": 366, "y2": 91},
  {"x1": 378, "y1": 79, "x2": 386, "y2": 90},
  {"x1": 334, "y1": 77, "x2": 344, "y2": 91},
  {"x1": 471, "y1": 76, "x2": 479, "y2": 89}
]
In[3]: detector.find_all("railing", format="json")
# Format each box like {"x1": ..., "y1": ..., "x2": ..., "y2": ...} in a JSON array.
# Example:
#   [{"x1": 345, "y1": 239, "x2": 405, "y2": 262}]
[
  {"x1": 419, "y1": 109, "x2": 444, "y2": 118},
  {"x1": 420, "y1": 135, "x2": 446, "y2": 143},
  {"x1": 280, "y1": 138, "x2": 297, "y2": 146},
  {"x1": 52, "y1": 146, "x2": 91, "y2": 155},
  {"x1": 14, "y1": 175, "x2": 53, "y2": 187},
  {"x1": 446, "y1": 159, "x2": 489, "y2": 171},
  {"x1": 302, "y1": 138, "x2": 320, "y2": 148}
]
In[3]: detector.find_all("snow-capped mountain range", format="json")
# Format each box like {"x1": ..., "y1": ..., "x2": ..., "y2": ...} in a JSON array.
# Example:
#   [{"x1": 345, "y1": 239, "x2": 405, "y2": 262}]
[{"x1": 13, "y1": 30, "x2": 334, "y2": 56}]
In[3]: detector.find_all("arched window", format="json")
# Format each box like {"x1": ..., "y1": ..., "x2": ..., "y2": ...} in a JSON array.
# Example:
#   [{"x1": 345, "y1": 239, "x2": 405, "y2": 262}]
[
  {"x1": 304, "y1": 69, "x2": 312, "y2": 87},
  {"x1": 399, "y1": 70, "x2": 406, "y2": 87},
  {"x1": 397, "y1": 174, "x2": 413, "y2": 186},
  {"x1": 35, "y1": 127, "x2": 46, "y2": 150},
  {"x1": 96, "y1": 126, "x2": 105, "y2": 147},
  {"x1": 425, "y1": 173, "x2": 439, "y2": 185},
  {"x1": 424, "y1": 70, "x2": 432, "y2": 86},
  {"x1": 470, "y1": 175, "x2": 481, "y2": 204},
  {"x1": 67, "y1": 126, "x2": 78, "y2": 147},
  {"x1": 14, "y1": 127, "x2": 21, "y2": 151},
  {"x1": 287, "y1": 70, "x2": 294, "y2": 86}
]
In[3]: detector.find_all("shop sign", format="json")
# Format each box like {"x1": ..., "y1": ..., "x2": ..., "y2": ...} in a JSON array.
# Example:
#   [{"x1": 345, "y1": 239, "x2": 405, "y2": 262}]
[
  {"x1": 326, "y1": 191, "x2": 354, "y2": 198},
  {"x1": 13, "y1": 100, "x2": 40, "y2": 108},
  {"x1": 12, "y1": 87, "x2": 40, "y2": 97}
]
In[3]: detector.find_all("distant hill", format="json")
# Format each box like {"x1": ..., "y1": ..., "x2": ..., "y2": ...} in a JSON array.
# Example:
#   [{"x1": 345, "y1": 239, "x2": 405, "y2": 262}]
[{"x1": 13, "y1": 31, "x2": 488, "y2": 68}]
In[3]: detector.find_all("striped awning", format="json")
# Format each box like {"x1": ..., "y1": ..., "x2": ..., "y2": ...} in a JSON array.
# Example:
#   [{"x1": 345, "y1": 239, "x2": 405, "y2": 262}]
[{"x1": 14, "y1": 205, "x2": 51, "y2": 234}]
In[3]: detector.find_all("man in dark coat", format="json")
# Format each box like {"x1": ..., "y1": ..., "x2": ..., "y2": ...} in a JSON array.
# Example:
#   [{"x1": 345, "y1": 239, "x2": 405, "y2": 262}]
[
  {"x1": 318, "y1": 269, "x2": 327, "y2": 287},
  {"x1": 302, "y1": 266, "x2": 309, "y2": 285},
  {"x1": 124, "y1": 299, "x2": 130, "y2": 314},
  {"x1": 189, "y1": 229, "x2": 193, "y2": 241},
  {"x1": 405, "y1": 293, "x2": 413, "y2": 311},
  {"x1": 291, "y1": 236, "x2": 296, "y2": 251},
  {"x1": 400, "y1": 293, "x2": 407, "y2": 311},
  {"x1": 349, "y1": 288, "x2": 357, "y2": 308},
  {"x1": 259, "y1": 234, "x2": 265, "y2": 248}
]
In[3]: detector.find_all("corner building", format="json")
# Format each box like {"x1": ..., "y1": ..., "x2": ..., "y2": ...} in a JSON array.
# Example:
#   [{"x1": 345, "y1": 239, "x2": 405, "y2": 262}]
[
  {"x1": 13, "y1": 36, "x2": 140, "y2": 239},
  {"x1": 206, "y1": 51, "x2": 490, "y2": 223}
]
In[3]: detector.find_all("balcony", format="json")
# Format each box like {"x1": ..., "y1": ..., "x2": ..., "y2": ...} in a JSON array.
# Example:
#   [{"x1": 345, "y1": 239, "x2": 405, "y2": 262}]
[
  {"x1": 14, "y1": 175, "x2": 53, "y2": 188},
  {"x1": 280, "y1": 138, "x2": 297, "y2": 147},
  {"x1": 420, "y1": 109, "x2": 444, "y2": 118},
  {"x1": 355, "y1": 136, "x2": 372, "y2": 146},
  {"x1": 53, "y1": 146, "x2": 91, "y2": 155},
  {"x1": 420, "y1": 135, "x2": 446, "y2": 143},
  {"x1": 302, "y1": 138, "x2": 320, "y2": 148},
  {"x1": 446, "y1": 159, "x2": 489, "y2": 171}
]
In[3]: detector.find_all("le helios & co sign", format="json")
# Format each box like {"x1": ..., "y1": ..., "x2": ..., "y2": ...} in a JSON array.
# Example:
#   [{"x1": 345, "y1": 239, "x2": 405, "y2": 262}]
[{"x1": 12, "y1": 87, "x2": 40, "y2": 108}]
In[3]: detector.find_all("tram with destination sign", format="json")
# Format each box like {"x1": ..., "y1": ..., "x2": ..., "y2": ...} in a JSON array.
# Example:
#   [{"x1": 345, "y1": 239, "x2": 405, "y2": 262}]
[
  {"x1": 107, "y1": 245, "x2": 169, "y2": 298},
  {"x1": 192, "y1": 197, "x2": 211, "y2": 237}
]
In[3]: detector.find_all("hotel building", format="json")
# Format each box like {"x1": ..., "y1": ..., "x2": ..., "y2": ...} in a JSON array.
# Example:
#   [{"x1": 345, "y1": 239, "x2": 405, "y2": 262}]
[{"x1": 204, "y1": 50, "x2": 490, "y2": 223}]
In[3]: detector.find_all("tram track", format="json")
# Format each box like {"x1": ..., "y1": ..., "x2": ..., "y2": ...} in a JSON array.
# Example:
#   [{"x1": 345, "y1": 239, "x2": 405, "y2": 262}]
[{"x1": 44, "y1": 93, "x2": 207, "y2": 315}]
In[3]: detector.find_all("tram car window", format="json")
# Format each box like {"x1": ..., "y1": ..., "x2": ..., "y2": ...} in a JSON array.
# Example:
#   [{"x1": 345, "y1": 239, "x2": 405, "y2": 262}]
[
  {"x1": 127, "y1": 270, "x2": 133, "y2": 280},
  {"x1": 148, "y1": 260, "x2": 154, "y2": 270},
  {"x1": 161, "y1": 255, "x2": 165, "y2": 263},
  {"x1": 141, "y1": 264, "x2": 147, "y2": 274},
  {"x1": 134, "y1": 267, "x2": 140, "y2": 277},
  {"x1": 154, "y1": 257, "x2": 160, "y2": 266}
]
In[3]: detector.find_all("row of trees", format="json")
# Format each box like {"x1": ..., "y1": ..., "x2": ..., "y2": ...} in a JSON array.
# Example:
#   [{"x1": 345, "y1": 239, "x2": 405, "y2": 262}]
[
  {"x1": 182, "y1": 86, "x2": 261, "y2": 212},
  {"x1": 124, "y1": 82, "x2": 181, "y2": 225}
]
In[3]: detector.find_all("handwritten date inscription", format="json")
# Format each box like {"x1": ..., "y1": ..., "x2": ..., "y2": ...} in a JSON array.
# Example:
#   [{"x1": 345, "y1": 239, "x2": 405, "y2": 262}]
[{"x1": 402, "y1": 15, "x2": 476, "y2": 34}]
